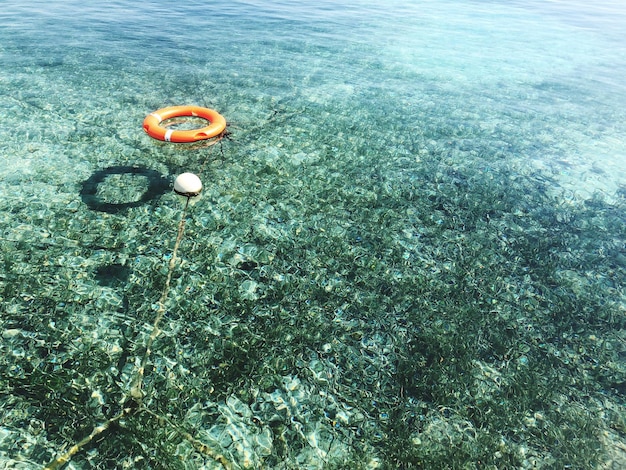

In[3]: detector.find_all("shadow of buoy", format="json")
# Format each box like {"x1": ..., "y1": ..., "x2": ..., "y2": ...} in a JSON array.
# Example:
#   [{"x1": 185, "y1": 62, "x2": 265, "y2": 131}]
[{"x1": 80, "y1": 166, "x2": 171, "y2": 213}]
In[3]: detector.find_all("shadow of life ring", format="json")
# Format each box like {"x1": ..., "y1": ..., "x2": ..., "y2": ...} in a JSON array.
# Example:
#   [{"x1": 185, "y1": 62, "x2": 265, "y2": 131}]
[
  {"x1": 143, "y1": 105, "x2": 226, "y2": 143},
  {"x1": 80, "y1": 166, "x2": 170, "y2": 213}
]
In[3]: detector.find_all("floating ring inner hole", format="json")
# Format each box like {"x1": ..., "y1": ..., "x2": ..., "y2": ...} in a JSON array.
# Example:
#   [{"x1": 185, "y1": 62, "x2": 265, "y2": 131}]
[{"x1": 162, "y1": 116, "x2": 211, "y2": 131}]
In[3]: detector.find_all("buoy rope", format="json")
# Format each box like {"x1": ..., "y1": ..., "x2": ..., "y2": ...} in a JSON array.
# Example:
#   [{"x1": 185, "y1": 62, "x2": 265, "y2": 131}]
[
  {"x1": 43, "y1": 411, "x2": 126, "y2": 470},
  {"x1": 129, "y1": 196, "x2": 189, "y2": 400},
  {"x1": 129, "y1": 136, "x2": 223, "y2": 399},
  {"x1": 45, "y1": 136, "x2": 228, "y2": 469}
]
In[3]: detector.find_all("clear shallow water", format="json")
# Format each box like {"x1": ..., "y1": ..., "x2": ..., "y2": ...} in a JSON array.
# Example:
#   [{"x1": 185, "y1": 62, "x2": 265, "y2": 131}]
[{"x1": 1, "y1": 1, "x2": 625, "y2": 468}]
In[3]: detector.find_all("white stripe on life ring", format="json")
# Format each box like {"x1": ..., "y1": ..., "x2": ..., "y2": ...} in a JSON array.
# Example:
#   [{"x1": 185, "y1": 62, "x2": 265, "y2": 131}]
[{"x1": 164, "y1": 129, "x2": 174, "y2": 142}]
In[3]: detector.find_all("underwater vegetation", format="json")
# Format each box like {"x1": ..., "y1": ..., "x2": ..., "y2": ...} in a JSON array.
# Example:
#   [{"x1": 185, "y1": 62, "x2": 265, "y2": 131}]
[
  {"x1": 0, "y1": 85, "x2": 625, "y2": 468},
  {"x1": 2, "y1": 0, "x2": 626, "y2": 465},
  {"x1": 0, "y1": 33, "x2": 626, "y2": 462}
]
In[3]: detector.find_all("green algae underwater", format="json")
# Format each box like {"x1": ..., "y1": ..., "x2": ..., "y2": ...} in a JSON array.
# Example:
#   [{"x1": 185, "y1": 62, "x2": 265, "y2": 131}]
[
  {"x1": 1, "y1": 0, "x2": 625, "y2": 468},
  {"x1": 2, "y1": 128, "x2": 625, "y2": 467}
]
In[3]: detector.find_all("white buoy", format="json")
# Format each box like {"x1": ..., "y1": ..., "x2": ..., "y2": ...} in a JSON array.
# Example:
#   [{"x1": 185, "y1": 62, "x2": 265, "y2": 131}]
[{"x1": 173, "y1": 172, "x2": 202, "y2": 197}]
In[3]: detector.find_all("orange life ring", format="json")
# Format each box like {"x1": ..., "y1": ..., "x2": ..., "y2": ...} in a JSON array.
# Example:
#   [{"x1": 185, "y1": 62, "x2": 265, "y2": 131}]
[{"x1": 143, "y1": 105, "x2": 226, "y2": 143}]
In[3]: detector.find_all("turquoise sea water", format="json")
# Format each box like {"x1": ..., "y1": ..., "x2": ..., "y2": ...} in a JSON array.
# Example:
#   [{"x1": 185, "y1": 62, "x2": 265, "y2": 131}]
[{"x1": 1, "y1": 0, "x2": 625, "y2": 468}]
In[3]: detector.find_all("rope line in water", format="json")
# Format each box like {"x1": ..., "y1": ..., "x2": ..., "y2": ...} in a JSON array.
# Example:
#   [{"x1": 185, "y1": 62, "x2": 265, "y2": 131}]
[
  {"x1": 130, "y1": 197, "x2": 189, "y2": 400},
  {"x1": 44, "y1": 137, "x2": 230, "y2": 469}
]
